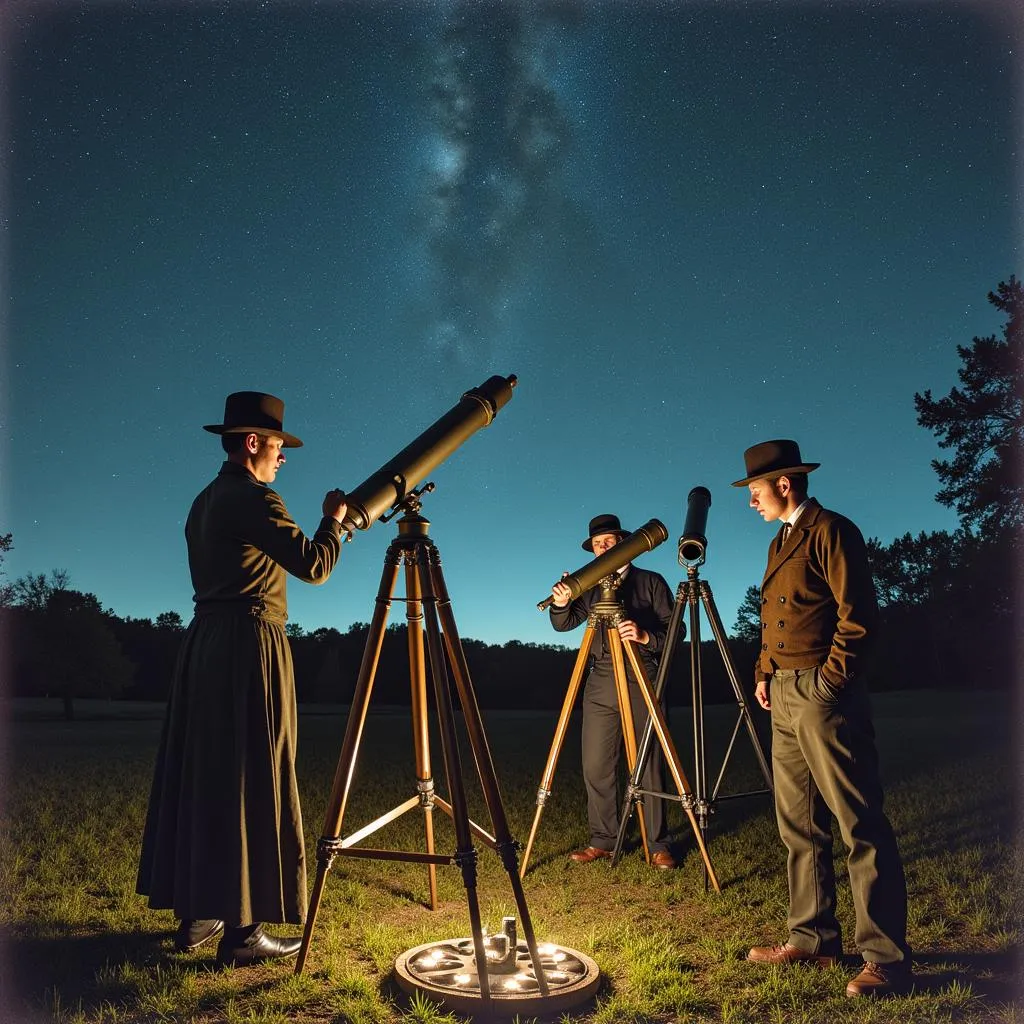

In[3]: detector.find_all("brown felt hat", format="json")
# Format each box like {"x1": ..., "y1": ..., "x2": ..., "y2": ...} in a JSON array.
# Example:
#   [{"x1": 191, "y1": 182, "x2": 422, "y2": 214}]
[
  {"x1": 203, "y1": 391, "x2": 303, "y2": 448},
  {"x1": 731, "y1": 439, "x2": 819, "y2": 487},
  {"x1": 582, "y1": 513, "x2": 631, "y2": 551}
]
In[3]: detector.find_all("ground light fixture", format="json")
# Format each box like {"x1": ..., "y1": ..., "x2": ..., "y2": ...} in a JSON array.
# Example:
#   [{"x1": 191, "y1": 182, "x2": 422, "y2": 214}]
[{"x1": 393, "y1": 916, "x2": 601, "y2": 1015}]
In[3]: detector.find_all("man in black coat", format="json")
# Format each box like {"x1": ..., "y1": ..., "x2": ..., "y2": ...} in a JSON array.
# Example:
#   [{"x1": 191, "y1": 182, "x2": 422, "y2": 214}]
[
  {"x1": 549, "y1": 514, "x2": 677, "y2": 869},
  {"x1": 137, "y1": 392, "x2": 348, "y2": 967}
]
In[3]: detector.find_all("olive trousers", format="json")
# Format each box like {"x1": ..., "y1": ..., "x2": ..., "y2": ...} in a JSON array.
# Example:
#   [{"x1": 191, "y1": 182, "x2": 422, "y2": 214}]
[{"x1": 769, "y1": 666, "x2": 911, "y2": 964}]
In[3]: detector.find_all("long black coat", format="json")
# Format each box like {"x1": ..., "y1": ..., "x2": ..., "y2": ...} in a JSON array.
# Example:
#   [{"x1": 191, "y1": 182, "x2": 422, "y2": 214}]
[{"x1": 136, "y1": 461, "x2": 342, "y2": 925}]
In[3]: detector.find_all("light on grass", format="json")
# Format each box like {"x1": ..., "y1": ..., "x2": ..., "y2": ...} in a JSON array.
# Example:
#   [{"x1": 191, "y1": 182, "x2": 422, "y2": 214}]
[{"x1": 394, "y1": 917, "x2": 600, "y2": 1014}]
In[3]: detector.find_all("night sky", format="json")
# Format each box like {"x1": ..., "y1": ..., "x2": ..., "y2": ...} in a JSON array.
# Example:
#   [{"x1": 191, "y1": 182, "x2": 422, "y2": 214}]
[{"x1": 3, "y1": 1, "x2": 1020, "y2": 648}]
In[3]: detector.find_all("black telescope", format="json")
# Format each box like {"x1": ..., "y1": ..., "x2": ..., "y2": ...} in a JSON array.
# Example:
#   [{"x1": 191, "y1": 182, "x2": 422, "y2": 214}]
[
  {"x1": 678, "y1": 486, "x2": 711, "y2": 565},
  {"x1": 537, "y1": 519, "x2": 669, "y2": 611},
  {"x1": 342, "y1": 374, "x2": 517, "y2": 533}
]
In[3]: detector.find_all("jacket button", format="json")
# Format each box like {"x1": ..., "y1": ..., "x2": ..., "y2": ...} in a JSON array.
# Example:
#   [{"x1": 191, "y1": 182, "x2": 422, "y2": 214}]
[
  {"x1": 762, "y1": 643, "x2": 768, "y2": 650},
  {"x1": 761, "y1": 597, "x2": 767, "y2": 605},
  {"x1": 777, "y1": 642, "x2": 784, "y2": 649},
  {"x1": 779, "y1": 596, "x2": 786, "y2": 604},
  {"x1": 761, "y1": 621, "x2": 767, "y2": 629},
  {"x1": 777, "y1": 620, "x2": 785, "y2": 629}
]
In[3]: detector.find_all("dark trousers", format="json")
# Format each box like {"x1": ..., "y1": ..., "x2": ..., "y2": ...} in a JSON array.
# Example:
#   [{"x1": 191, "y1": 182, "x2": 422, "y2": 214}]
[
  {"x1": 581, "y1": 667, "x2": 669, "y2": 853},
  {"x1": 770, "y1": 667, "x2": 910, "y2": 964}
]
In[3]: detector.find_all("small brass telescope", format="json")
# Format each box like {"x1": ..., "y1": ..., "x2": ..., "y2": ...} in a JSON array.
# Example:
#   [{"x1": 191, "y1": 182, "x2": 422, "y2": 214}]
[
  {"x1": 342, "y1": 374, "x2": 517, "y2": 532},
  {"x1": 536, "y1": 519, "x2": 669, "y2": 611}
]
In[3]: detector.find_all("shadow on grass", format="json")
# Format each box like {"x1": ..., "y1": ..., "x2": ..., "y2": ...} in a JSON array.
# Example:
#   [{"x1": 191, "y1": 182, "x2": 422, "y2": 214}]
[
  {"x1": 3, "y1": 927, "x2": 304, "y2": 1022},
  {"x1": 4, "y1": 928, "x2": 163, "y2": 1020},
  {"x1": 907, "y1": 949, "x2": 1021, "y2": 1003}
]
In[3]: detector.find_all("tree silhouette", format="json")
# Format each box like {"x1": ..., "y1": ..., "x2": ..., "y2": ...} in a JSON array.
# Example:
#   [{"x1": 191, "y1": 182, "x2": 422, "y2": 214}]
[
  {"x1": 10, "y1": 574, "x2": 136, "y2": 718},
  {"x1": 914, "y1": 275, "x2": 1023, "y2": 537},
  {"x1": 730, "y1": 584, "x2": 762, "y2": 642},
  {"x1": 155, "y1": 610, "x2": 185, "y2": 632},
  {"x1": 865, "y1": 531, "x2": 958, "y2": 609},
  {"x1": 0, "y1": 533, "x2": 13, "y2": 607}
]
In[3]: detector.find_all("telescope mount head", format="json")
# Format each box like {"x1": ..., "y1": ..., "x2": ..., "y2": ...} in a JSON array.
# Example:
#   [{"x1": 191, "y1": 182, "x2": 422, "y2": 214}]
[
  {"x1": 381, "y1": 481, "x2": 436, "y2": 523},
  {"x1": 586, "y1": 572, "x2": 626, "y2": 628}
]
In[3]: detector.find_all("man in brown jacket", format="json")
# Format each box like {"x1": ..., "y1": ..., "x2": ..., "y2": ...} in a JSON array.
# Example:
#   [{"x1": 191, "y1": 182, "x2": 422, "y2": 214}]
[
  {"x1": 137, "y1": 392, "x2": 348, "y2": 967},
  {"x1": 734, "y1": 439, "x2": 912, "y2": 997}
]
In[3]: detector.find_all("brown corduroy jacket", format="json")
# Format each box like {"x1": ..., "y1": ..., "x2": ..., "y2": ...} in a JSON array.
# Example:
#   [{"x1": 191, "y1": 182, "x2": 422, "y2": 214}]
[{"x1": 756, "y1": 498, "x2": 878, "y2": 689}]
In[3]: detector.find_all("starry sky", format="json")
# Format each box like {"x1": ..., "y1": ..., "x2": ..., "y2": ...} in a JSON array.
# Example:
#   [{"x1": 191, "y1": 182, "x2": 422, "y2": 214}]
[{"x1": 3, "y1": 0, "x2": 1020, "y2": 648}]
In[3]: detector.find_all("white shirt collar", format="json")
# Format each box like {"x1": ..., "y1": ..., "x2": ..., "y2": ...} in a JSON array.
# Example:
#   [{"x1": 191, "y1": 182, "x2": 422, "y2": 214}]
[{"x1": 784, "y1": 498, "x2": 811, "y2": 528}]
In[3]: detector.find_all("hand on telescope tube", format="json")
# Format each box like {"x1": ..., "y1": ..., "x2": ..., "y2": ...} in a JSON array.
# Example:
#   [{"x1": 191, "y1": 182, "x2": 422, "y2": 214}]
[
  {"x1": 551, "y1": 575, "x2": 572, "y2": 608},
  {"x1": 617, "y1": 619, "x2": 650, "y2": 646},
  {"x1": 322, "y1": 489, "x2": 348, "y2": 525}
]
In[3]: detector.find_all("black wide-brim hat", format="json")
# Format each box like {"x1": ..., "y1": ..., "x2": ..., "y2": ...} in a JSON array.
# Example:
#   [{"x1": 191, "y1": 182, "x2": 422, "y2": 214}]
[
  {"x1": 732, "y1": 439, "x2": 819, "y2": 487},
  {"x1": 203, "y1": 391, "x2": 303, "y2": 448},
  {"x1": 582, "y1": 513, "x2": 631, "y2": 551}
]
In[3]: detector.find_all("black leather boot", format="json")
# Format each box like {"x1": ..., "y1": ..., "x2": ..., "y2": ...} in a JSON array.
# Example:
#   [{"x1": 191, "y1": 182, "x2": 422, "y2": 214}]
[
  {"x1": 216, "y1": 924, "x2": 302, "y2": 967},
  {"x1": 173, "y1": 919, "x2": 225, "y2": 952}
]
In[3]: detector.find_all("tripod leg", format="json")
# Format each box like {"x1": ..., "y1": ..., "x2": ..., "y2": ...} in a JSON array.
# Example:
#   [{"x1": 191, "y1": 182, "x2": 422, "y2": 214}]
[
  {"x1": 607, "y1": 630, "x2": 650, "y2": 863},
  {"x1": 687, "y1": 583, "x2": 710, "y2": 843},
  {"x1": 404, "y1": 558, "x2": 438, "y2": 909},
  {"x1": 613, "y1": 584, "x2": 688, "y2": 863},
  {"x1": 429, "y1": 554, "x2": 549, "y2": 996},
  {"x1": 418, "y1": 551, "x2": 492, "y2": 1005},
  {"x1": 700, "y1": 582, "x2": 774, "y2": 792},
  {"x1": 296, "y1": 547, "x2": 401, "y2": 975},
  {"x1": 620, "y1": 641, "x2": 721, "y2": 892},
  {"x1": 520, "y1": 628, "x2": 595, "y2": 877}
]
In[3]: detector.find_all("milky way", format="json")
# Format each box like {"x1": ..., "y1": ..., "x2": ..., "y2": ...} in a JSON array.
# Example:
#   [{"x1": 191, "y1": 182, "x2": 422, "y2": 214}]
[{"x1": 418, "y1": 2, "x2": 580, "y2": 366}]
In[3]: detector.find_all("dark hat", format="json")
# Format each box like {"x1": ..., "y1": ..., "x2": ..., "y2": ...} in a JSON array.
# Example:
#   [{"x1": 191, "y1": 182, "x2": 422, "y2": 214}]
[
  {"x1": 732, "y1": 439, "x2": 819, "y2": 487},
  {"x1": 582, "y1": 513, "x2": 631, "y2": 551},
  {"x1": 203, "y1": 391, "x2": 303, "y2": 448}
]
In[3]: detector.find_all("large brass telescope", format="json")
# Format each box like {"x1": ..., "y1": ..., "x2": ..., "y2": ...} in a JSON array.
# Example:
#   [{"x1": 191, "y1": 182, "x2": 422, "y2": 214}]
[
  {"x1": 341, "y1": 374, "x2": 517, "y2": 532},
  {"x1": 536, "y1": 519, "x2": 669, "y2": 610}
]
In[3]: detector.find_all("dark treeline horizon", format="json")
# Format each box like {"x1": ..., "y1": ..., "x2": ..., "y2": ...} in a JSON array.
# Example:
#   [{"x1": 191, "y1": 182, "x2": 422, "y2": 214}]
[
  {"x1": 1, "y1": 523, "x2": 1016, "y2": 722},
  {"x1": 3, "y1": 275, "x2": 1020, "y2": 719}
]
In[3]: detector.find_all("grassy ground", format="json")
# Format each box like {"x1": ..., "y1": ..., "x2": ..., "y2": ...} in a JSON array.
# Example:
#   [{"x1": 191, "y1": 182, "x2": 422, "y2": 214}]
[{"x1": 1, "y1": 690, "x2": 1020, "y2": 1023}]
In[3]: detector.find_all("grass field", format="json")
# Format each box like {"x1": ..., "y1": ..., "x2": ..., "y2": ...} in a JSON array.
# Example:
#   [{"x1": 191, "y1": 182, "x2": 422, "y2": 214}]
[{"x1": 1, "y1": 690, "x2": 1021, "y2": 1023}]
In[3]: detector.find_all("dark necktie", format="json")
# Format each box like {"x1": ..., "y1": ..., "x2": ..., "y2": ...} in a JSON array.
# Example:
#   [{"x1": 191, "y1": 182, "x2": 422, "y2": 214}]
[{"x1": 776, "y1": 522, "x2": 792, "y2": 554}]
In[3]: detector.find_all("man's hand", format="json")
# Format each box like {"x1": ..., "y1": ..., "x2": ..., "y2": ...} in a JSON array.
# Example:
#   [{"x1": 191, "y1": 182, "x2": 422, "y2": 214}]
[
  {"x1": 323, "y1": 489, "x2": 348, "y2": 524},
  {"x1": 754, "y1": 679, "x2": 771, "y2": 711},
  {"x1": 617, "y1": 619, "x2": 650, "y2": 645},
  {"x1": 551, "y1": 576, "x2": 572, "y2": 608}
]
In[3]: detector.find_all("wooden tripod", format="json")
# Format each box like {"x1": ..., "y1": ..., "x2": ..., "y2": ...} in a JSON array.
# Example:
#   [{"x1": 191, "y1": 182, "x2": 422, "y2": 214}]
[
  {"x1": 295, "y1": 497, "x2": 548, "y2": 1003},
  {"x1": 519, "y1": 573, "x2": 720, "y2": 891}
]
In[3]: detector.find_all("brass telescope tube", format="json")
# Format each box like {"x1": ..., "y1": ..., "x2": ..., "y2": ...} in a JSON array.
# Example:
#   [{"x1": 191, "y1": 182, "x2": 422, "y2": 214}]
[
  {"x1": 342, "y1": 374, "x2": 517, "y2": 533},
  {"x1": 536, "y1": 519, "x2": 669, "y2": 611}
]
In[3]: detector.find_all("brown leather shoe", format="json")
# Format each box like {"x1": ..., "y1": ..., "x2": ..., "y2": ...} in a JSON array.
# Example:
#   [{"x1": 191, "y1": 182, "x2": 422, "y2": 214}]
[
  {"x1": 747, "y1": 942, "x2": 838, "y2": 967},
  {"x1": 651, "y1": 850, "x2": 676, "y2": 870},
  {"x1": 568, "y1": 846, "x2": 612, "y2": 863},
  {"x1": 845, "y1": 961, "x2": 913, "y2": 997}
]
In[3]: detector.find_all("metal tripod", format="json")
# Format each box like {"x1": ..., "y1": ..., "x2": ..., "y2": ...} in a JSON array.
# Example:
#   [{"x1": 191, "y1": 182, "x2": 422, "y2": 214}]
[
  {"x1": 295, "y1": 488, "x2": 548, "y2": 1003},
  {"x1": 519, "y1": 572, "x2": 720, "y2": 891},
  {"x1": 611, "y1": 559, "x2": 773, "y2": 879}
]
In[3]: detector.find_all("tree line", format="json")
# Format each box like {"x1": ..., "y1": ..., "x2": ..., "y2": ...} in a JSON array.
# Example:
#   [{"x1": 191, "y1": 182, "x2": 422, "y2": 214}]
[{"x1": 2, "y1": 277, "x2": 1020, "y2": 718}]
